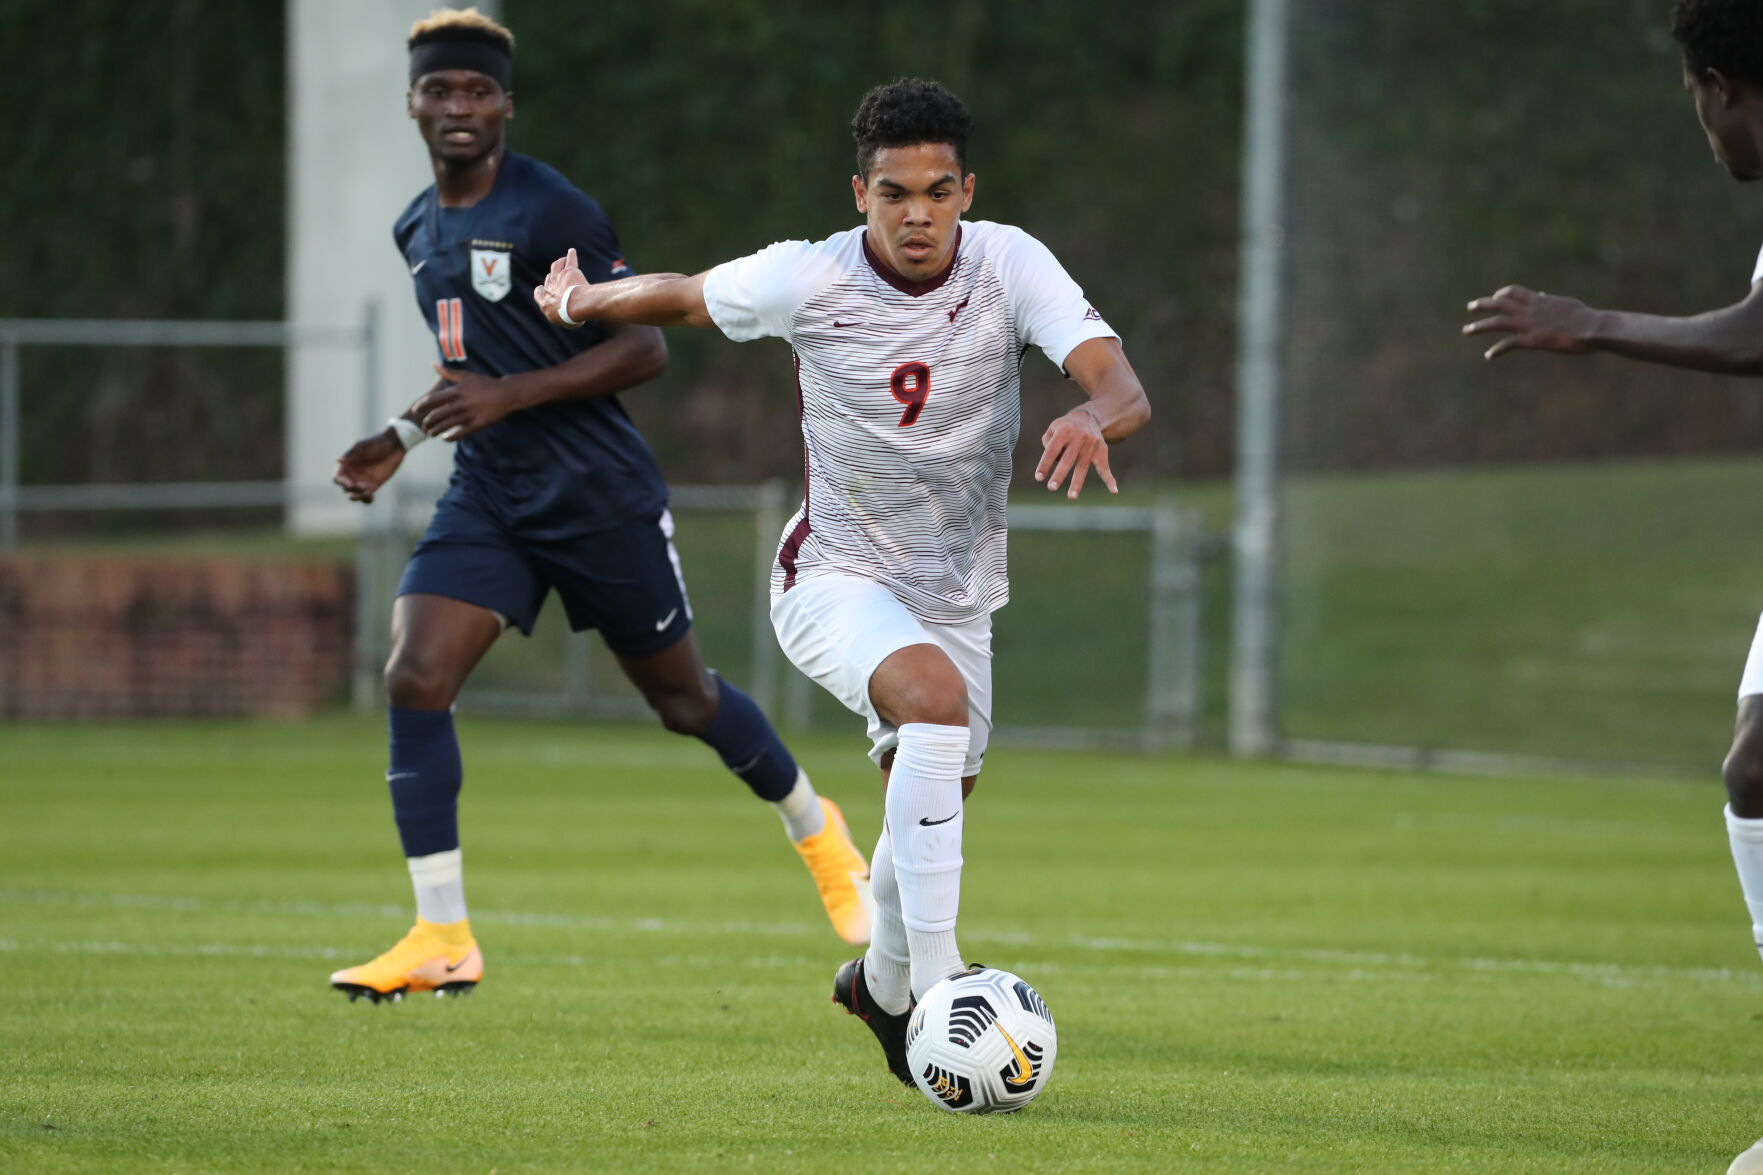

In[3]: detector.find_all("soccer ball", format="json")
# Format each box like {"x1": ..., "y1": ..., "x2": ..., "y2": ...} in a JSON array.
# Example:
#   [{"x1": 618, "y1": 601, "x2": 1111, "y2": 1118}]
[{"x1": 904, "y1": 967, "x2": 1057, "y2": 1114}]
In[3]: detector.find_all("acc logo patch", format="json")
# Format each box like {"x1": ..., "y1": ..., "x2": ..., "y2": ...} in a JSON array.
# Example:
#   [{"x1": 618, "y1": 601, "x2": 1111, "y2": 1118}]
[{"x1": 470, "y1": 248, "x2": 512, "y2": 302}]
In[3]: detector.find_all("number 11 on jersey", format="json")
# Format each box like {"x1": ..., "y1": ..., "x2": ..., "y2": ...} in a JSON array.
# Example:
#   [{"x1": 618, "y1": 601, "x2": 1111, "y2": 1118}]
[
  {"x1": 436, "y1": 298, "x2": 467, "y2": 362},
  {"x1": 890, "y1": 361, "x2": 931, "y2": 427}
]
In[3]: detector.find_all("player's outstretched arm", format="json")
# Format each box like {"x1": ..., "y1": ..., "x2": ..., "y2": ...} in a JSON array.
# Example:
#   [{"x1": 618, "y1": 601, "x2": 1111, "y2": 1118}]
[
  {"x1": 1462, "y1": 282, "x2": 1763, "y2": 374},
  {"x1": 409, "y1": 321, "x2": 667, "y2": 441},
  {"x1": 534, "y1": 247, "x2": 715, "y2": 330},
  {"x1": 1035, "y1": 337, "x2": 1152, "y2": 500}
]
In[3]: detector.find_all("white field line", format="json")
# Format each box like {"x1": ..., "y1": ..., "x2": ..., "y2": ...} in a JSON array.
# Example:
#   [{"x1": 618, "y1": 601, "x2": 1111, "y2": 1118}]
[
  {"x1": 0, "y1": 937, "x2": 1444, "y2": 987},
  {"x1": 2, "y1": 888, "x2": 1755, "y2": 990}
]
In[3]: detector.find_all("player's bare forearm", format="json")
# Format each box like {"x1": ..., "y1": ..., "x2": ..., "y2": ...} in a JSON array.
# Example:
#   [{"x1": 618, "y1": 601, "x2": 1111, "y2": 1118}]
[
  {"x1": 409, "y1": 327, "x2": 665, "y2": 441},
  {"x1": 1463, "y1": 283, "x2": 1763, "y2": 375},
  {"x1": 534, "y1": 248, "x2": 714, "y2": 329},
  {"x1": 498, "y1": 323, "x2": 667, "y2": 409},
  {"x1": 1034, "y1": 338, "x2": 1151, "y2": 499},
  {"x1": 1582, "y1": 305, "x2": 1763, "y2": 374},
  {"x1": 1064, "y1": 337, "x2": 1151, "y2": 438}
]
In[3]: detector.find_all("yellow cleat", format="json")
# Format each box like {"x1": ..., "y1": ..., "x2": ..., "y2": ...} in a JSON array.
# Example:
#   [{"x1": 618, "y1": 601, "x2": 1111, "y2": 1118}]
[
  {"x1": 329, "y1": 917, "x2": 482, "y2": 1003},
  {"x1": 793, "y1": 798, "x2": 872, "y2": 946}
]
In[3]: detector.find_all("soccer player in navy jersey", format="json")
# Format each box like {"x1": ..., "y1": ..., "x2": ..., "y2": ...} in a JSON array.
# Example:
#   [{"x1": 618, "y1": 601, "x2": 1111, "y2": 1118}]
[
  {"x1": 326, "y1": 7, "x2": 869, "y2": 1003},
  {"x1": 1462, "y1": 3, "x2": 1763, "y2": 1169}
]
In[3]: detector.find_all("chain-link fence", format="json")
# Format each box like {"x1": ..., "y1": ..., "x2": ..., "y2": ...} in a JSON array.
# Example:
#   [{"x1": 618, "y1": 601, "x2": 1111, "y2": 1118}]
[
  {"x1": 0, "y1": 317, "x2": 1211, "y2": 747},
  {"x1": 361, "y1": 479, "x2": 1211, "y2": 750},
  {"x1": 1254, "y1": 0, "x2": 1763, "y2": 771}
]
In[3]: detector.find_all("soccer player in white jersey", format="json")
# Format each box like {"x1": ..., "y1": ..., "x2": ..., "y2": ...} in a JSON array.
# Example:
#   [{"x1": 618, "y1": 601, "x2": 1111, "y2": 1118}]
[
  {"x1": 533, "y1": 77, "x2": 1150, "y2": 1084},
  {"x1": 1462, "y1": 3, "x2": 1763, "y2": 1170}
]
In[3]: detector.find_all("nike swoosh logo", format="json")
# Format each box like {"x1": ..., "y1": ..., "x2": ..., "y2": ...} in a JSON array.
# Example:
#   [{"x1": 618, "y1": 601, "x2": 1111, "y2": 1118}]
[
  {"x1": 410, "y1": 260, "x2": 427, "y2": 275},
  {"x1": 998, "y1": 1024, "x2": 1035, "y2": 1087},
  {"x1": 444, "y1": 956, "x2": 470, "y2": 973},
  {"x1": 833, "y1": 320, "x2": 859, "y2": 328},
  {"x1": 654, "y1": 607, "x2": 679, "y2": 631},
  {"x1": 919, "y1": 812, "x2": 958, "y2": 826}
]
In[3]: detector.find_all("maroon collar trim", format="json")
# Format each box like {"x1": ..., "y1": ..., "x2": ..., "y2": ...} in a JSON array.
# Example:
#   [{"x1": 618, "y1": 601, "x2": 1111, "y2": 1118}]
[{"x1": 861, "y1": 225, "x2": 963, "y2": 296}]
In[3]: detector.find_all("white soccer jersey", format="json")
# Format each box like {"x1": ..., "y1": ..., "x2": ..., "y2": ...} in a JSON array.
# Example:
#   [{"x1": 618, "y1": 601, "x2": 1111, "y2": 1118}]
[{"x1": 702, "y1": 220, "x2": 1118, "y2": 623}]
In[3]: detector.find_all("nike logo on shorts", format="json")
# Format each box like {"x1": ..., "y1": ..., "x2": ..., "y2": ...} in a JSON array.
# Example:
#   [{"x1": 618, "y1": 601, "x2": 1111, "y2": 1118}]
[
  {"x1": 919, "y1": 812, "x2": 958, "y2": 826},
  {"x1": 655, "y1": 608, "x2": 679, "y2": 631},
  {"x1": 410, "y1": 259, "x2": 427, "y2": 275}
]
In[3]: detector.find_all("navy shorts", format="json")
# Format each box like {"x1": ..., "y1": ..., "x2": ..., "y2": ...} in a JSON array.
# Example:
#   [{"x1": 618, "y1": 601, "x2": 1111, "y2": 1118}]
[{"x1": 397, "y1": 491, "x2": 693, "y2": 656}]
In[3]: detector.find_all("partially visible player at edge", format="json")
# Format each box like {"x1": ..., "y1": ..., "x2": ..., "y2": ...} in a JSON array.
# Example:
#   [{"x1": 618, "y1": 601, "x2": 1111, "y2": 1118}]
[
  {"x1": 1461, "y1": 2, "x2": 1763, "y2": 1170},
  {"x1": 327, "y1": 8, "x2": 871, "y2": 1003},
  {"x1": 535, "y1": 78, "x2": 1150, "y2": 1084}
]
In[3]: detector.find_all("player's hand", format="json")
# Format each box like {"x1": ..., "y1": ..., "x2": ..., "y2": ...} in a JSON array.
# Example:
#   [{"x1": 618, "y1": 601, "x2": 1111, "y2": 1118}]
[
  {"x1": 1462, "y1": 285, "x2": 1598, "y2": 359},
  {"x1": 332, "y1": 430, "x2": 405, "y2": 504},
  {"x1": 411, "y1": 364, "x2": 521, "y2": 441},
  {"x1": 534, "y1": 247, "x2": 590, "y2": 328},
  {"x1": 1035, "y1": 405, "x2": 1117, "y2": 500}
]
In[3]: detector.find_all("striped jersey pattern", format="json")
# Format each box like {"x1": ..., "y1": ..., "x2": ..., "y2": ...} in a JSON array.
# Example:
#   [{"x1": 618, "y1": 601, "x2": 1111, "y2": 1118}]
[{"x1": 704, "y1": 220, "x2": 1117, "y2": 624}]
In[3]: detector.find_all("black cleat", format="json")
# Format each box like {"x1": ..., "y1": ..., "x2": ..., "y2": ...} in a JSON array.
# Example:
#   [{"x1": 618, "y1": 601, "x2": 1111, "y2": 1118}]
[{"x1": 831, "y1": 957, "x2": 914, "y2": 1085}]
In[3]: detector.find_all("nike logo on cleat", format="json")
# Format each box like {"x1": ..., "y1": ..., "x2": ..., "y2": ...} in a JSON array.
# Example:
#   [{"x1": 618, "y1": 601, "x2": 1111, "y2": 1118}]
[
  {"x1": 444, "y1": 958, "x2": 470, "y2": 973},
  {"x1": 654, "y1": 608, "x2": 679, "y2": 631},
  {"x1": 919, "y1": 812, "x2": 958, "y2": 826}
]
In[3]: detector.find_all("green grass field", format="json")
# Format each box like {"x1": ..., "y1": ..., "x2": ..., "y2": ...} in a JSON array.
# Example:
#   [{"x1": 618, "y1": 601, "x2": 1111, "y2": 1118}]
[{"x1": 5, "y1": 716, "x2": 1763, "y2": 1173}]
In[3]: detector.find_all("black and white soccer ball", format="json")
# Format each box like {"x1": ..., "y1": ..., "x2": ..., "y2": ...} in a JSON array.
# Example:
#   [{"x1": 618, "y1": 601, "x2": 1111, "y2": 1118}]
[{"x1": 904, "y1": 966, "x2": 1057, "y2": 1114}]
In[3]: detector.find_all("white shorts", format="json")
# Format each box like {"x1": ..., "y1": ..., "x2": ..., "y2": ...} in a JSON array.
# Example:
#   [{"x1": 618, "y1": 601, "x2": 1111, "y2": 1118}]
[
  {"x1": 1741, "y1": 613, "x2": 1763, "y2": 700},
  {"x1": 771, "y1": 572, "x2": 992, "y2": 776}
]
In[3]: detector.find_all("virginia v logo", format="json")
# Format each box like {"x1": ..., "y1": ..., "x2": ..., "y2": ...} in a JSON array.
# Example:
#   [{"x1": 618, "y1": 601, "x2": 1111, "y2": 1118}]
[{"x1": 470, "y1": 248, "x2": 511, "y2": 302}]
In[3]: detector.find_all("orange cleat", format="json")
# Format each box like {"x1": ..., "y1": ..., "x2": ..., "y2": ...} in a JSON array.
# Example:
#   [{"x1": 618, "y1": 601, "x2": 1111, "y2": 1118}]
[
  {"x1": 329, "y1": 917, "x2": 482, "y2": 1003},
  {"x1": 793, "y1": 797, "x2": 873, "y2": 946}
]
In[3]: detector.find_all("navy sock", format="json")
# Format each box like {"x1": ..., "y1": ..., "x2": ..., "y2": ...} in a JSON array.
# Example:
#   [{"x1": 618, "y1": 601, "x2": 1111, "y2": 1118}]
[
  {"x1": 698, "y1": 676, "x2": 799, "y2": 802},
  {"x1": 387, "y1": 706, "x2": 462, "y2": 858}
]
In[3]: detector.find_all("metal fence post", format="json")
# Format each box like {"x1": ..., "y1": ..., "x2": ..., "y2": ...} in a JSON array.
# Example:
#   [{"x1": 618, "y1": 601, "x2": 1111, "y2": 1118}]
[
  {"x1": 1145, "y1": 496, "x2": 1197, "y2": 749},
  {"x1": 565, "y1": 631, "x2": 593, "y2": 712},
  {"x1": 1231, "y1": 0, "x2": 1291, "y2": 757},
  {"x1": 0, "y1": 340, "x2": 18, "y2": 550},
  {"x1": 750, "y1": 479, "x2": 785, "y2": 714},
  {"x1": 780, "y1": 484, "x2": 813, "y2": 731},
  {"x1": 351, "y1": 302, "x2": 383, "y2": 712}
]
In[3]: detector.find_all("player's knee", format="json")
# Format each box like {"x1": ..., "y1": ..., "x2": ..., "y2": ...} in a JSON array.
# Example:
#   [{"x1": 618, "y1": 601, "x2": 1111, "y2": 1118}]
[
  {"x1": 1725, "y1": 717, "x2": 1763, "y2": 815},
  {"x1": 648, "y1": 683, "x2": 718, "y2": 737},
  {"x1": 893, "y1": 678, "x2": 969, "y2": 729},
  {"x1": 384, "y1": 654, "x2": 459, "y2": 711}
]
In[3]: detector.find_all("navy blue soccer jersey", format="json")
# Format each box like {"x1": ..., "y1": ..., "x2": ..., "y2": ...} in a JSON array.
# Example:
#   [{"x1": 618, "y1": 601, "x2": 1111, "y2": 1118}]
[{"x1": 393, "y1": 152, "x2": 666, "y2": 539}]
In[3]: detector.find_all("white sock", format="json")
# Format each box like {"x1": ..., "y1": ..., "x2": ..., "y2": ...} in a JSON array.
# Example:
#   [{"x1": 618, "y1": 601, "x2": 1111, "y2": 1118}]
[
  {"x1": 863, "y1": 822, "x2": 912, "y2": 1014},
  {"x1": 772, "y1": 770, "x2": 826, "y2": 841},
  {"x1": 1726, "y1": 805, "x2": 1763, "y2": 964},
  {"x1": 408, "y1": 847, "x2": 468, "y2": 925},
  {"x1": 886, "y1": 722, "x2": 970, "y2": 1000}
]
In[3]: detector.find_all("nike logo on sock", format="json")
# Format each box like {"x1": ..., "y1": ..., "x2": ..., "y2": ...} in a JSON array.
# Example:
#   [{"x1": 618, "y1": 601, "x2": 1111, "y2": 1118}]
[
  {"x1": 919, "y1": 812, "x2": 958, "y2": 826},
  {"x1": 654, "y1": 608, "x2": 679, "y2": 631}
]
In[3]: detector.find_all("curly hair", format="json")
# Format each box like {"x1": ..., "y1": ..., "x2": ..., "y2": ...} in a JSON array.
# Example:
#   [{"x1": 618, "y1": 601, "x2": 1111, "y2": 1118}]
[
  {"x1": 1672, "y1": 0, "x2": 1763, "y2": 84},
  {"x1": 851, "y1": 78, "x2": 974, "y2": 178},
  {"x1": 408, "y1": 7, "x2": 515, "y2": 53}
]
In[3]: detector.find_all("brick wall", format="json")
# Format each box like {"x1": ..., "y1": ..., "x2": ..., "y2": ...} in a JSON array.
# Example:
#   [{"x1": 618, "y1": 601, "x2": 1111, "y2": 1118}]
[{"x1": 0, "y1": 556, "x2": 353, "y2": 719}]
